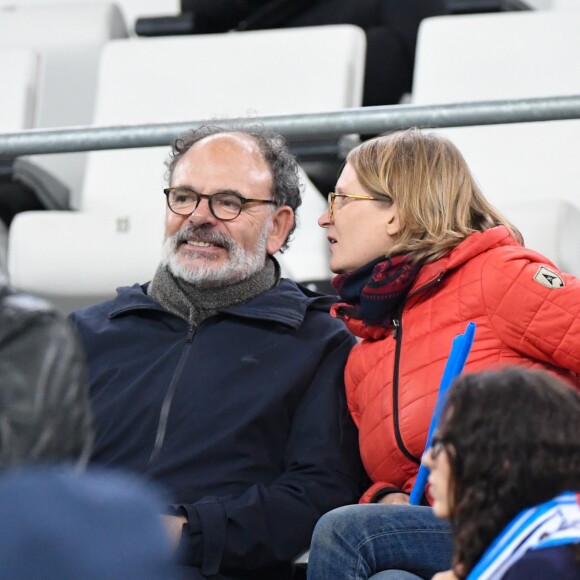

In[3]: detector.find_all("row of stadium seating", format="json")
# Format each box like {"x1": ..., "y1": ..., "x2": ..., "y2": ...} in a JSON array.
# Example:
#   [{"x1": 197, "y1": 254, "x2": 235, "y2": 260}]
[{"x1": 1, "y1": 3, "x2": 580, "y2": 313}]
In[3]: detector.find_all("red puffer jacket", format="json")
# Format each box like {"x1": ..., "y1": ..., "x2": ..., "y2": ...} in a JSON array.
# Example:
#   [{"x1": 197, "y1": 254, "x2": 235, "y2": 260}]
[{"x1": 332, "y1": 226, "x2": 580, "y2": 503}]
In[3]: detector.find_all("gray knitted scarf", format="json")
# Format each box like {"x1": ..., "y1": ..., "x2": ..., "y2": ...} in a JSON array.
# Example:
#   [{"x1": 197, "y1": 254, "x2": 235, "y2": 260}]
[{"x1": 148, "y1": 258, "x2": 279, "y2": 328}]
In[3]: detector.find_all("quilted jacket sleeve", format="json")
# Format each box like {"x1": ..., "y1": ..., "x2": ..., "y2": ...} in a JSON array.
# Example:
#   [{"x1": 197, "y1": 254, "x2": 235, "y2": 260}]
[
  {"x1": 481, "y1": 250, "x2": 580, "y2": 377},
  {"x1": 344, "y1": 344, "x2": 403, "y2": 503}
]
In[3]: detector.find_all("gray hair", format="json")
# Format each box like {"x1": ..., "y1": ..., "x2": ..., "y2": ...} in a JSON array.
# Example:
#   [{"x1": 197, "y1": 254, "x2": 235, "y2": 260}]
[{"x1": 166, "y1": 125, "x2": 303, "y2": 251}]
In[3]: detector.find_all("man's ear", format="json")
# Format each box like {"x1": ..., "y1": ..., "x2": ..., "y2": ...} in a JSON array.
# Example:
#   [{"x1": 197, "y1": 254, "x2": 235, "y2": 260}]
[{"x1": 266, "y1": 206, "x2": 294, "y2": 255}]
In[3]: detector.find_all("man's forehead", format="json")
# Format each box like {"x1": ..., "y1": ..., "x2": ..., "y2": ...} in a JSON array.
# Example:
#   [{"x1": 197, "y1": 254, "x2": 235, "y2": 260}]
[
  {"x1": 190, "y1": 132, "x2": 263, "y2": 159},
  {"x1": 173, "y1": 132, "x2": 272, "y2": 187}
]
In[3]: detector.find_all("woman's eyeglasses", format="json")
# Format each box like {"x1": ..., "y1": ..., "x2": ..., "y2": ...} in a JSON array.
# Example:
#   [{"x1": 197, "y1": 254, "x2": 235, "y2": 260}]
[{"x1": 327, "y1": 192, "x2": 391, "y2": 221}]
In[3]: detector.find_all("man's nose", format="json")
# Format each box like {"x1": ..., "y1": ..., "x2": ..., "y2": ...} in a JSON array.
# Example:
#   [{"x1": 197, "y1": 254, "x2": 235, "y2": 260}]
[{"x1": 187, "y1": 196, "x2": 217, "y2": 225}]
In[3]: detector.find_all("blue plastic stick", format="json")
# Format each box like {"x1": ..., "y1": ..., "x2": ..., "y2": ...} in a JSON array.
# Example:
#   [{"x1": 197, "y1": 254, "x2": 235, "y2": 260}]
[{"x1": 409, "y1": 322, "x2": 476, "y2": 505}]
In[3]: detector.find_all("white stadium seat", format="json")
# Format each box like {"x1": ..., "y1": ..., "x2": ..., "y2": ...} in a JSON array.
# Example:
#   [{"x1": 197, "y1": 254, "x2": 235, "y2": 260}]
[
  {"x1": 0, "y1": 48, "x2": 38, "y2": 133},
  {"x1": 412, "y1": 11, "x2": 580, "y2": 274},
  {"x1": 499, "y1": 199, "x2": 580, "y2": 277},
  {"x1": 523, "y1": 0, "x2": 580, "y2": 10},
  {"x1": 8, "y1": 211, "x2": 164, "y2": 312},
  {"x1": 0, "y1": 0, "x2": 180, "y2": 35},
  {"x1": 413, "y1": 11, "x2": 580, "y2": 104},
  {"x1": 0, "y1": 2, "x2": 128, "y2": 195},
  {"x1": 0, "y1": 47, "x2": 39, "y2": 270},
  {"x1": 8, "y1": 25, "x2": 367, "y2": 311}
]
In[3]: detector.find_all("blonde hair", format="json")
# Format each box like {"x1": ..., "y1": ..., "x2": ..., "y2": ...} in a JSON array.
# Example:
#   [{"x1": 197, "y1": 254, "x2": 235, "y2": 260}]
[{"x1": 347, "y1": 128, "x2": 522, "y2": 263}]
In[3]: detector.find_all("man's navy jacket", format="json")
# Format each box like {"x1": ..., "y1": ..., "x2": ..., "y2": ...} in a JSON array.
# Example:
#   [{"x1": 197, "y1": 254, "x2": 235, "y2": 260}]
[{"x1": 70, "y1": 278, "x2": 365, "y2": 578}]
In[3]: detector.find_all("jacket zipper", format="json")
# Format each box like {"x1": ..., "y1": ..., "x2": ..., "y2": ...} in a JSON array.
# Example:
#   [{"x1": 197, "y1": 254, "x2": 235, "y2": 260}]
[
  {"x1": 390, "y1": 273, "x2": 445, "y2": 464},
  {"x1": 147, "y1": 324, "x2": 195, "y2": 465},
  {"x1": 391, "y1": 313, "x2": 418, "y2": 464}
]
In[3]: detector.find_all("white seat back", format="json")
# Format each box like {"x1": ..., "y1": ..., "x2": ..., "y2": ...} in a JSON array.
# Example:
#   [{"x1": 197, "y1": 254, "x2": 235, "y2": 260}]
[
  {"x1": 0, "y1": 2, "x2": 128, "y2": 195},
  {"x1": 498, "y1": 199, "x2": 580, "y2": 276},
  {"x1": 0, "y1": 47, "x2": 39, "y2": 270},
  {"x1": 413, "y1": 11, "x2": 580, "y2": 104},
  {"x1": 523, "y1": 0, "x2": 580, "y2": 10},
  {"x1": 412, "y1": 11, "x2": 580, "y2": 262},
  {"x1": 8, "y1": 210, "x2": 165, "y2": 312},
  {"x1": 0, "y1": 0, "x2": 180, "y2": 35},
  {"x1": 0, "y1": 48, "x2": 38, "y2": 132}
]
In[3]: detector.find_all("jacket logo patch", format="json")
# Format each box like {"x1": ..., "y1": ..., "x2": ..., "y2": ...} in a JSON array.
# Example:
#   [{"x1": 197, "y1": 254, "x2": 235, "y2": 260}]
[{"x1": 533, "y1": 266, "x2": 564, "y2": 289}]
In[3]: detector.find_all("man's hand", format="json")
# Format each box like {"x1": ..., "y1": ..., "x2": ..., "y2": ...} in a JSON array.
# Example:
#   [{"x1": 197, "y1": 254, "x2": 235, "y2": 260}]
[
  {"x1": 377, "y1": 492, "x2": 410, "y2": 505},
  {"x1": 432, "y1": 570, "x2": 459, "y2": 580},
  {"x1": 161, "y1": 514, "x2": 188, "y2": 551}
]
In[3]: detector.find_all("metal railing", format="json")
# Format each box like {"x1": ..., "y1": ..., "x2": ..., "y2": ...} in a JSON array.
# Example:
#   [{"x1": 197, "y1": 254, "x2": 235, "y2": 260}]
[{"x1": 1, "y1": 94, "x2": 579, "y2": 159}]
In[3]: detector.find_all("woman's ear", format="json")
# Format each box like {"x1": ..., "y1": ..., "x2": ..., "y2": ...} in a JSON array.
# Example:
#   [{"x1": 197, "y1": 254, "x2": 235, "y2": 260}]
[{"x1": 386, "y1": 204, "x2": 400, "y2": 237}]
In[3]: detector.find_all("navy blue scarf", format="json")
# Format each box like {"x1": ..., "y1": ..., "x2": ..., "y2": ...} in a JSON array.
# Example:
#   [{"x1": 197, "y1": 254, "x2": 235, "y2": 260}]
[{"x1": 332, "y1": 254, "x2": 422, "y2": 328}]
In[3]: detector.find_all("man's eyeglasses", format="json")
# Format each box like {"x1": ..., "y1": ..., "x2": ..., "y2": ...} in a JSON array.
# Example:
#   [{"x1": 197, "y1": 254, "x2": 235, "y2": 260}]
[
  {"x1": 164, "y1": 187, "x2": 278, "y2": 221},
  {"x1": 327, "y1": 192, "x2": 391, "y2": 221}
]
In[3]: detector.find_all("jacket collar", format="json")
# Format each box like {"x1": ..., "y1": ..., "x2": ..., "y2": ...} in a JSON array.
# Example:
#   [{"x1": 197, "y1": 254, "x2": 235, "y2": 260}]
[
  {"x1": 412, "y1": 225, "x2": 515, "y2": 290},
  {"x1": 333, "y1": 226, "x2": 518, "y2": 339},
  {"x1": 107, "y1": 278, "x2": 337, "y2": 331}
]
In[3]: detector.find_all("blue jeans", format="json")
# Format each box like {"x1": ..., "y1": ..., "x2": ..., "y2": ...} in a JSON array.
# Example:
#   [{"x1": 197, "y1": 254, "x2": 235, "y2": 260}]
[
  {"x1": 370, "y1": 573, "x2": 422, "y2": 580},
  {"x1": 306, "y1": 504, "x2": 453, "y2": 580}
]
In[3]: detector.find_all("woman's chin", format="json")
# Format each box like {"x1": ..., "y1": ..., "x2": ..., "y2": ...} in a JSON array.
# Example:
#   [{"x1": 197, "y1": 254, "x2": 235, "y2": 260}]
[
  {"x1": 329, "y1": 261, "x2": 354, "y2": 275},
  {"x1": 431, "y1": 499, "x2": 450, "y2": 519}
]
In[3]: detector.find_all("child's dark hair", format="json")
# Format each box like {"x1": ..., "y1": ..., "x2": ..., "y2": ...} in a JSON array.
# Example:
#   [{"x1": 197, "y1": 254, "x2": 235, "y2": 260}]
[{"x1": 438, "y1": 367, "x2": 580, "y2": 576}]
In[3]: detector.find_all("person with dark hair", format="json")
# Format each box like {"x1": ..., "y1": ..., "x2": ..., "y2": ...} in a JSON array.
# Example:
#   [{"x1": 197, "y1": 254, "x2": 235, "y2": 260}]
[
  {"x1": 70, "y1": 126, "x2": 365, "y2": 579},
  {"x1": 0, "y1": 277, "x2": 177, "y2": 579},
  {"x1": 306, "y1": 128, "x2": 580, "y2": 580},
  {"x1": 425, "y1": 367, "x2": 580, "y2": 580},
  {"x1": 0, "y1": 280, "x2": 91, "y2": 469}
]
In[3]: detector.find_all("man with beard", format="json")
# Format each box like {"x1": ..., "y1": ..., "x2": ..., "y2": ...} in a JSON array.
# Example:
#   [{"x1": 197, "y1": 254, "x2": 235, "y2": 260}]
[{"x1": 69, "y1": 126, "x2": 365, "y2": 580}]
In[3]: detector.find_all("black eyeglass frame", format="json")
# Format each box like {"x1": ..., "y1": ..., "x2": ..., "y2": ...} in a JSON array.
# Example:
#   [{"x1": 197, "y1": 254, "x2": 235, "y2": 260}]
[
  {"x1": 164, "y1": 187, "x2": 278, "y2": 221},
  {"x1": 428, "y1": 434, "x2": 454, "y2": 461}
]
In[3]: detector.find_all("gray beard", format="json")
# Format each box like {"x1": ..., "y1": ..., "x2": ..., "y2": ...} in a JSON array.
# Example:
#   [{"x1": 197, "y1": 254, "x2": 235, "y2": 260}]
[{"x1": 161, "y1": 223, "x2": 271, "y2": 288}]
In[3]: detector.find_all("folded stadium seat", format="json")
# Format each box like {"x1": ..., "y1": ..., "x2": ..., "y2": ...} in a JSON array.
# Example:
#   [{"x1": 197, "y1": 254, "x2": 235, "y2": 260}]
[
  {"x1": 0, "y1": 2, "x2": 128, "y2": 197},
  {"x1": 411, "y1": 11, "x2": 580, "y2": 274},
  {"x1": 0, "y1": 48, "x2": 38, "y2": 133},
  {"x1": 9, "y1": 212, "x2": 165, "y2": 313},
  {"x1": 521, "y1": 0, "x2": 580, "y2": 9},
  {"x1": 8, "y1": 25, "x2": 366, "y2": 312},
  {"x1": 498, "y1": 199, "x2": 580, "y2": 276},
  {"x1": 0, "y1": 0, "x2": 180, "y2": 36},
  {"x1": 0, "y1": 47, "x2": 39, "y2": 270}
]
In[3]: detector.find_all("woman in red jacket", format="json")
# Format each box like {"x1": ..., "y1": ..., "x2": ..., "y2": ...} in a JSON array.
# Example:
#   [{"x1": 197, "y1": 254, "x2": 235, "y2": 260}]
[{"x1": 306, "y1": 129, "x2": 580, "y2": 580}]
